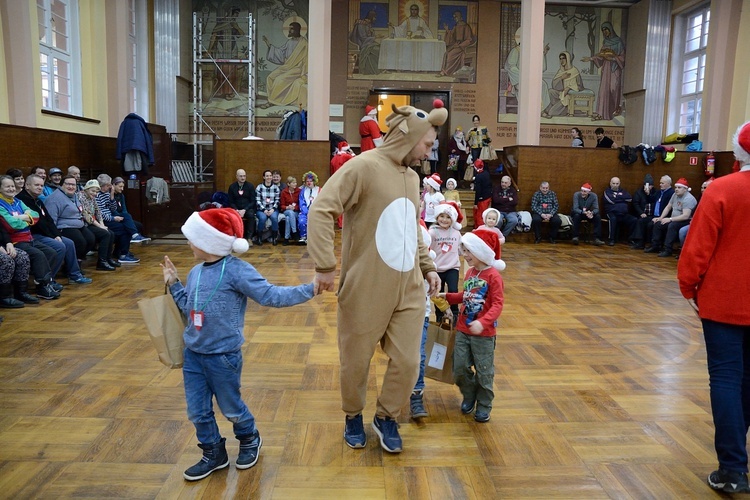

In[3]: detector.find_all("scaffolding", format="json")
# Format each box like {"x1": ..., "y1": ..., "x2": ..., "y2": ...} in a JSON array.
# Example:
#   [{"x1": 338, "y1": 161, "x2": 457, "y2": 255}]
[{"x1": 191, "y1": 11, "x2": 256, "y2": 181}]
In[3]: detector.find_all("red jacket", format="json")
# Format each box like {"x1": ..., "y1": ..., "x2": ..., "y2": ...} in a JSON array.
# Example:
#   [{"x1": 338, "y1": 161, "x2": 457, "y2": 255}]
[
  {"x1": 446, "y1": 266, "x2": 504, "y2": 337},
  {"x1": 678, "y1": 170, "x2": 750, "y2": 325},
  {"x1": 280, "y1": 187, "x2": 301, "y2": 212}
]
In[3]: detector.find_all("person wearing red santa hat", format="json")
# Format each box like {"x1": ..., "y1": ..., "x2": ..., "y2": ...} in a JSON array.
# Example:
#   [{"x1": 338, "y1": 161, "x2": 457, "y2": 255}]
[
  {"x1": 441, "y1": 228, "x2": 504, "y2": 423},
  {"x1": 330, "y1": 142, "x2": 356, "y2": 228},
  {"x1": 571, "y1": 182, "x2": 605, "y2": 246},
  {"x1": 678, "y1": 121, "x2": 750, "y2": 494},
  {"x1": 359, "y1": 105, "x2": 383, "y2": 152},
  {"x1": 645, "y1": 176, "x2": 697, "y2": 257},
  {"x1": 161, "y1": 208, "x2": 317, "y2": 481}
]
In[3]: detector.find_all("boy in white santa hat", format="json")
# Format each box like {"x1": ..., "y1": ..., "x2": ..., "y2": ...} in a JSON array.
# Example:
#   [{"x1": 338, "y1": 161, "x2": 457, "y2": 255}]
[
  {"x1": 161, "y1": 208, "x2": 318, "y2": 481},
  {"x1": 441, "y1": 228, "x2": 505, "y2": 423}
]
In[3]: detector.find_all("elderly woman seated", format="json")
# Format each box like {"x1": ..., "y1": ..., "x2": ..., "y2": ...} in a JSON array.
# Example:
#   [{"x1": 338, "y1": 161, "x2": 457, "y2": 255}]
[
  {"x1": 95, "y1": 174, "x2": 139, "y2": 264},
  {"x1": 45, "y1": 176, "x2": 118, "y2": 271},
  {"x1": 0, "y1": 225, "x2": 39, "y2": 307},
  {"x1": 0, "y1": 175, "x2": 61, "y2": 299}
]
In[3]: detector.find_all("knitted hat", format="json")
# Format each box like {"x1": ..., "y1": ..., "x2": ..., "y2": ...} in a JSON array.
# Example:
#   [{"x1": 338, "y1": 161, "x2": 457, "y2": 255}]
[
  {"x1": 580, "y1": 182, "x2": 592, "y2": 192},
  {"x1": 435, "y1": 201, "x2": 463, "y2": 230},
  {"x1": 424, "y1": 173, "x2": 442, "y2": 191},
  {"x1": 482, "y1": 207, "x2": 501, "y2": 226},
  {"x1": 365, "y1": 105, "x2": 377, "y2": 116},
  {"x1": 473, "y1": 159, "x2": 485, "y2": 172},
  {"x1": 733, "y1": 120, "x2": 750, "y2": 165},
  {"x1": 419, "y1": 220, "x2": 436, "y2": 260},
  {"x1": 675, "y1": 178, "x2": 690, "y2": 190},
  {"x1": 461, "y1": 229, "x2": 506, "y2": 271},
  {"x1": 644, "y1": 174, "x2": 654, "y2": 185},
  {"x1": 83, "y1": 179, "x2": 100, "y2": 191},
  {"x1": 446, "y1": 178, "x2": 457, "y2": 190},
  {"x1": 181, "y1": 208, "x2": 249, "y2": 256},
  {"x1": 49, "y1": 167, "x2": 63, "y2": 175},
  {"x1": 113, "y1": 176, "x2": 125, "y2": 185}
]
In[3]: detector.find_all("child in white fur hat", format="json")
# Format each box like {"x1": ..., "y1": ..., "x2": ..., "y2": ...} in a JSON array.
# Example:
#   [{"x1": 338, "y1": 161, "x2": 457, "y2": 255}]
[
  {"x1": 161, "y1": 208, "x2": 317, "y2": 481},
  {"x1": 429, "y1": 201, "x2": 463, "y2": 323},
  {"x1": 477, "y1": 207, "x2": 506, "y2": 245},
  {"x1": 440, "y1": 228, "x2": 505, "y2": 423}
]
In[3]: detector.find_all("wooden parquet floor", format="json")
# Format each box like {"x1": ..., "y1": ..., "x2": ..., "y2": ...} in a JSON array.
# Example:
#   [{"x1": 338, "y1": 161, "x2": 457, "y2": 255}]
[{"x1": 0, "y1": 235, "x2": 726, "y2": 499}]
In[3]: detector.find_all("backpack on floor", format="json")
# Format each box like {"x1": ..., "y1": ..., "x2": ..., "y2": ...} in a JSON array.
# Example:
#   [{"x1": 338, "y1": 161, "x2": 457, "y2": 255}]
[{"x1": 516, "y1": 211, "x2": 531, "y2": 232}]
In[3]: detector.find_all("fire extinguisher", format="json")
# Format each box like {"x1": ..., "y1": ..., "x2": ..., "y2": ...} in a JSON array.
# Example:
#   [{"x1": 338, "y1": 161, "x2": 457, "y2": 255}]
[{"x1": 705, "y1": 152, "x2": 715, "y2": 176}]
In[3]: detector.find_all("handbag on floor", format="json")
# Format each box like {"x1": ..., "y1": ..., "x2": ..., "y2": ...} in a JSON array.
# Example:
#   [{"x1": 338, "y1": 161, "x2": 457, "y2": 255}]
[
  {"x1": 424, "y1": 318, "x2": 456, "y2": 384},
  {"x1": 138, "y1": 285, "x2": 187, "y2": 369}
]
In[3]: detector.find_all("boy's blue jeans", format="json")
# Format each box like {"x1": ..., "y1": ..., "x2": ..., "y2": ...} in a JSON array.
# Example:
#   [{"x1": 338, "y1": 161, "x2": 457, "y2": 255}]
[
  {"x1": 183, "y1": 348, "x2": 257, "y2": 444},
  {"x1": 703, "y1": 319, "x2": 750, "y2": 473},
  {"x1": 413, "y1": 317, "x2": 429, "y2": 392}
]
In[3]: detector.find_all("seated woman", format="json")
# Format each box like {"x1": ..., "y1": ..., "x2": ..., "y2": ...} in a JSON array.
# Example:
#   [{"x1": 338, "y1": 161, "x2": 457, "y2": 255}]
[
  {"x1": 5, "y1": 168, "x2": 26, "y2": 197},
  {"x1": 0, "y1": 175, "x2": 61, "y2": 299},
  {"x1": 95, "y1": 174, "x2": 139, "y2": 264},
  {"x1": 254, "y1": 170, "x2": 281, "y2": 246},
  {"x1": 280, "y1": 176, "x2": 300, "y2": 245},
  {"x1": 79, "y1": 180, "x2": 120, "y2": 269},
  {"x1": 0, "y1": 225, "x2": 38, "y2": 307},
  {"x1": 111, "y1": 177, "x2": 149, "y2": 243},
  {"x1": 297, "y1": 171, "x2": 320, "y2": 245}
]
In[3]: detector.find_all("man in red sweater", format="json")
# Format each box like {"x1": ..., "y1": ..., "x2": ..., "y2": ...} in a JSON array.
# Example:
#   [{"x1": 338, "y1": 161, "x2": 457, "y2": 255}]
[{"x1": 678, "y1": 121, "x2": 750, "y2": 494}]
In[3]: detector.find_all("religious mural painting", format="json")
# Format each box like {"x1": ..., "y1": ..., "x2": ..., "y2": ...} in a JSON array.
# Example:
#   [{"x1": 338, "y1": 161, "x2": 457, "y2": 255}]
[
  {"x1": 498, "y1": 3, "x2": 627, "y2": 132},
  {"x1": 348, "y1": 0, "x2": 479, "y2": 83},
  {"x1": 193, "y1": 0, "x2": 309, "y2": 138}
]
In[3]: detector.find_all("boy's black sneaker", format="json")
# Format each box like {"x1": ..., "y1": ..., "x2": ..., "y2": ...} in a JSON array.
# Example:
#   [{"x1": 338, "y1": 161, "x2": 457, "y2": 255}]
[
  {"x1": 460, "y1": 399, "x2": 476, "y2": 414},
  {"x1": 183, "y1": 438, "x2": 229, "y2": 481},
  {"x1": 344, "y1": 414, "x2": 367, "y2": 449},
  {"x1": 708, "y1": 468, "x2": 750, "y2": 493},
  {"x1": 474, "y1": 410, "x2": 491, "y2": 423},
  {"x1": 236, "y1": 432, "x2": 262, "y2": 469},
  {"x1": 372, "y1": 415, "x2": 402, "y2": 453},
  {"x1": 410, "y1": 391, "x2": 428, "y2": 419}
]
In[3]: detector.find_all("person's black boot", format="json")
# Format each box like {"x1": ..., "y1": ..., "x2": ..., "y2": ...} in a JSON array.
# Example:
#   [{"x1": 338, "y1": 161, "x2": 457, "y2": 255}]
[
  {"x1": 0, "y1": 283, "x2": 24, "y2": 308},
  {"x1": 236, "y1": 432, "x2": 263, "y2": 470},
  {"x1": 271, "y1": 231, "x2": 278, "y2": 246},
  {"x1": 183, "y1": 438, "x2": 229, "y2": 481},
  {"x1": 96, "y1": 259, "x2": 116, "y2": 271},
  {"x1": 107, "y1": 258, "x2": 122, "y2": 268},
  {"x1": 13, "y1": 281, "x2": 39, "y2": 304}
]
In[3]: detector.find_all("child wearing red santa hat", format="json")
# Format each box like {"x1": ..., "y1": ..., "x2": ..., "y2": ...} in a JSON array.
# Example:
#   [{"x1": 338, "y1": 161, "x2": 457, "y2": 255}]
[
  {"x1": 421, "y1": 173, "x2": 445, "y2": 227},
  {"x1": 441, "y1": 228, "x2": 505, "y2": 423},
  {"x1": 161, "y1": 208, "x2": 317, "y2": 481}
]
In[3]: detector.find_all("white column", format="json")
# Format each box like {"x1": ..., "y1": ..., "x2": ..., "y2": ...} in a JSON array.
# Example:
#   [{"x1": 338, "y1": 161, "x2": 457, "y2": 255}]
[
  {"x1": 516, "y1": 0, "x2": 545, "y2": 145},
  {"x1": 307, "y1": 0, "x2": 331, "y2": 141},
  {"x1": 1, "y1": 0, "x2": 36, "y2": 127}
]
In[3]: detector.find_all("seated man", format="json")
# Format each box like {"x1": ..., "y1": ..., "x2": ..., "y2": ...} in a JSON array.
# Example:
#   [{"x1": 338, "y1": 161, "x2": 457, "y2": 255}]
[
  {"x1": 630, "y1": 174, "x2": 660, "y2": 249},
  {"x1": 645, "y1": 177, "x2": 696, "y2": 257},
  {"x1": 227, "y1": 169, "x2": 256, "y2": 241},
  {"x1": 602, "y1": 176, "x2": 637, "y2": 246},
  {"x1": 17, "y1": 174, "x2": 92, "y2": 284},
  {"x1": 531, "y1": 181, "x2": 562, "y2": 244},
  {"x1": 570, "y1": 183, "x2": 605, "y2": 246},
  {"x1": 491, "y1": 175, "x2": 519, "y2": 239}
]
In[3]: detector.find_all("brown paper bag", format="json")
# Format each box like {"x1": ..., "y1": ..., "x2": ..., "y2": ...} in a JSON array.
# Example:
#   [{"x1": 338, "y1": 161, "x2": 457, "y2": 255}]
[
  {"x1": 424, "y1": 319, "x2": 456, "y2": 384},
  {"x1": 138, "y1": 287, "x2": 187, "y2": 369},
  {"x1": 421, "y1": 159, "x2": 431, "y2": 175},
  {"x1": 463, "y1": 164, "x2": 475, "y2": 182},
  {"x1": 480, "y1": 145, "x2": 498, "y2": 161}
]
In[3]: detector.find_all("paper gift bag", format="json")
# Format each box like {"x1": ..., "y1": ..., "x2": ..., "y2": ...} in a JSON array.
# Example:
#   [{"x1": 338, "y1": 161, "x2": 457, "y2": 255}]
[
  {"x1": 463, "y1": 164, "x2": 475, "y2": 182},
  {"x1": 138, "y1": 287, "x2": 187, "y2": 369},
  {"x1": 480, "y1": 145, "x2": 498, "y2": 161},
  {"x1": 424, "y1": 319, "x2": 456, "y2": 384}
]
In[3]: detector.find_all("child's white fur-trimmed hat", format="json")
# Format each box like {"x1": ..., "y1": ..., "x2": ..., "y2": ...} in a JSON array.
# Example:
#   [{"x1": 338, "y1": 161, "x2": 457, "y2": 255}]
[{"x1": 182, "y1": 208, "x2": 249, "y2": 256}]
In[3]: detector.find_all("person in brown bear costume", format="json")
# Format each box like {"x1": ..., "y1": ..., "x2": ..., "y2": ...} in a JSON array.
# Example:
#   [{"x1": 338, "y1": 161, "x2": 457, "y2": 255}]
[{"x1": 308, "y1": 100, "x2": 446, "y2": 453}]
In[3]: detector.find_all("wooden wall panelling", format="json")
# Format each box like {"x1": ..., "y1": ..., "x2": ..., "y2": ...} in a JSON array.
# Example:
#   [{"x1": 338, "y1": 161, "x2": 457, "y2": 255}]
[
  {"x1": 502, "y1": 146, "x2": 735, "y2": 213},
  {"x1": 214, "y1": 140, "x2": 331, "y2": 191}
]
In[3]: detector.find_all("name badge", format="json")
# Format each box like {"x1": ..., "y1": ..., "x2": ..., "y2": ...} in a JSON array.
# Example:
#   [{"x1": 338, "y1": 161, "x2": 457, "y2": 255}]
[
  {"x1": 238, "y1": 190, "x2": 243, "y2": 195},
  {"x1": 191, "y1": 310, "x2": 204, "y2": 330}
]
